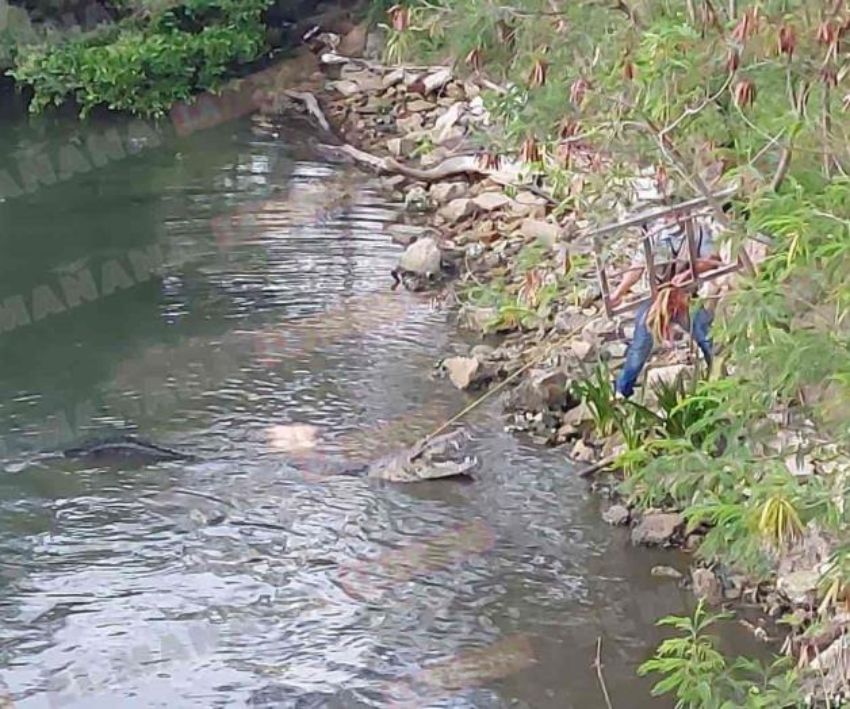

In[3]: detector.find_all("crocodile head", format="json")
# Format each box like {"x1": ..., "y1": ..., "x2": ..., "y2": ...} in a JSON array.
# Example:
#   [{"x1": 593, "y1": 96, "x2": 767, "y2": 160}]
[{"x1": 367, "y1": 429, "x2": 478, "y2": 482}]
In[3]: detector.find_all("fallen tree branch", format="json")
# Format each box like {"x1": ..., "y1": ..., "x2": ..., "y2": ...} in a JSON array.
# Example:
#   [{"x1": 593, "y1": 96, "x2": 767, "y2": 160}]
[
  {"x1": 313, "y1": 142, "x2": 558, "y2": 204},
  {"x1": 284, "y1": 90, "x2": 333, "y2": 134},
  {"x1": 771, "y1": 78, "x2": 810, "y2": 193},
  {"x1": 315, "y1": 142, "x2": 487, "y2": 180}
]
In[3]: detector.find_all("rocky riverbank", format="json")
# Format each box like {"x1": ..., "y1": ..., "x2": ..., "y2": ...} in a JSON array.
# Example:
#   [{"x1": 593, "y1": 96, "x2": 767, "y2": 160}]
[{"x1": 254, "y1": 21, "x2": 849, "y2": 702}]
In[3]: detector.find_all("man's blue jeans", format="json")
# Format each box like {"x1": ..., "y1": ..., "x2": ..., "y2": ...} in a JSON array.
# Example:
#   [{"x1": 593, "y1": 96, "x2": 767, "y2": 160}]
[{"x1": 615, "y1": 300, "x2": 714, "y2": 398}]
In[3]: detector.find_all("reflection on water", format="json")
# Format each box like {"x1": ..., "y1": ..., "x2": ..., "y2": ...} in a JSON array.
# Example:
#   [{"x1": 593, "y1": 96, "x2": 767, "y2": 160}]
[{"x1": 0, "y1": 114, "x2": 755, "y2": 709}]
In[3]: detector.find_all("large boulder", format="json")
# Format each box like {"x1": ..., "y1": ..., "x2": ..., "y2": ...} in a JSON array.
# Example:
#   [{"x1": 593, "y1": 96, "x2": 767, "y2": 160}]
[
  {"x1": 444, "y1": 356, "x2": 487, "y2": 390},
  {"x1": 398, "y1": 237, "x2": 442, "y2": 276}
]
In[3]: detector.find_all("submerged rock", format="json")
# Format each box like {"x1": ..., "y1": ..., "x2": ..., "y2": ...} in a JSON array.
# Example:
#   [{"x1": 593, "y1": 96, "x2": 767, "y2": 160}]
[
  {"x1": 631, "y1": 512, "x2": 683, "y2": 547},
  {"x1": 651, "y1": 565, "x2": 684, "y2": 580}
]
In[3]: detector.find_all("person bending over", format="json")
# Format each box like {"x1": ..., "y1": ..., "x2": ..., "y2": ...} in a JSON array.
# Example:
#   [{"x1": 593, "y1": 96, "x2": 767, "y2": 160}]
[{"x1": 608, "y1": 211, "x2": 723, "y2": 398}]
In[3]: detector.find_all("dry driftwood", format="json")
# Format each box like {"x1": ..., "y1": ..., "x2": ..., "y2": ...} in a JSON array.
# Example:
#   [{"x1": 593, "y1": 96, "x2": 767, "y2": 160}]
[
  {"x1": 315, "y1": 142, "x2": 488, "y2": 180},
  {"x1": 314, "y1": 142, "x2": 557, "y2": 205},
  {"x1": 284, "y1": 90, "x2": 332, "y2": 133}
]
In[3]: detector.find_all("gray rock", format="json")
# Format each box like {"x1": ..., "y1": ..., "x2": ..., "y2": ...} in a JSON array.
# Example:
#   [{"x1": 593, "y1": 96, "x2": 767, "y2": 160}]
[
  {"x1": 602, "y1": 504, "x2": 630, "y2": 526},
  {"x1": 364, "y1": 27, "x2": 386, "y2": 60},
  {"x1": 776, "y1": 569, "x2": 820, "y2": 606},
  {"x1": 651, "y1": 565, "x2": 684, "y2": 580},
  {"x1": 570, "y1": 339, "x2": 594, "y2": 361},
  {"x1": 439, "y1": 198, "x2": 474, "y2": 223},
  {"x1": 444, "y1": 356, "x2": 483, "y2": 390},
  {"x1": 397, "y1": 113, "x2": 424, "y2": 133},
  {"x1": 387, "y1": 136, "x2": 417, "y2": 158},
  {"x1": 603, "y1": 341, "x2": 628, "y2": 360},
  {"x1": 472, "y1": 192, "x2": 512, "y2": 213},
  {"x1": 646, "y1": 364, "x2": 690, "y2": 389},
  {"x1": 554, "y1": 309, "x2": 587, "y2": 334},
  {"x1": 459, "y1": 305, "x2": 497, "y2": 333},
  {"x1": 398, "y1": 237, "x2": 441, "y2": 276},
  {"x1": 691, "y1": 567, "x2": 723, "y2": 604},
  {"x1": 407, "y1": 99, "x2": 437, "y2": 113},
  {"x1": 561, "y1": 401, "x2": 593, "y2": 428},
  {"x1": 570, "y1": 438, "x2": 595, "y2": 463},
  {"x1": 404, "y1": 186, "x2": 430, "y2": 212},
  {"x1": 504, "y1": 369, "x2": 571, "y2": 413},
  {"x1": 520, "y1": 219, "x2": 561, "y2": 249},
  {"x1": 631, "y1": 512, "x2": 683, "y2": 547},
  {"x1": 380, "y1": 175, "x2": 408, "y2": 191},
  {"x1": 470, "y1": 344, "x2": 496, "y2": 361},
  {"x1": 430, "y1": 181, "x2": 468, "y2": 204},
  {"x1": 776, "y1": 524, "x2": 832, "y2": 606},
  {"x1": 328, "y1": 79, "x2": 361, "y2": 97}
]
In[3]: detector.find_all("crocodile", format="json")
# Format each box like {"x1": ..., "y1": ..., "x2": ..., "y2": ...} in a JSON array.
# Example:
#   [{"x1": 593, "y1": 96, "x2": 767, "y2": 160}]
[
  {"x1": 55, "y1": 429, "x2": 476, "y2": 481},
  {"x1": 62, "y1": 435, "x2": 197, "y2": 466},
  {"x1": 358, "y1": 429, "x2": 478, "y2": 482}
]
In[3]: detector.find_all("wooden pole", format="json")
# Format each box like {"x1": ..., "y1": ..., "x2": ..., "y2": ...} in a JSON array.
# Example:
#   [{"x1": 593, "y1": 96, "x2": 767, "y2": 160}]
[
  {"x1": 594, "y1": 238, "x2": 613, "y2": 317},
  {"x1": 684, "y1": 217, "x2": 701, "y2": 287},
  {"x1": 582, "y1": 187, "x2": 737, "y2": 241}
]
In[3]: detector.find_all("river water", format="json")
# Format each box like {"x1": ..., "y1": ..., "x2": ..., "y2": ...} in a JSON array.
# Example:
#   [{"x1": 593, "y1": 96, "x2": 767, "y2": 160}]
[{"x1": 0, "y1": 109, "x2": 755, "y2": 708}]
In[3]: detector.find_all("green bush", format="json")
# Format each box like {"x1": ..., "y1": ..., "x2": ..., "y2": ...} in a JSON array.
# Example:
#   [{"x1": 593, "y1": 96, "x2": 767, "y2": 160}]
[{"x1": 9, "y1": 0, "x2": 271, "y2": 116}]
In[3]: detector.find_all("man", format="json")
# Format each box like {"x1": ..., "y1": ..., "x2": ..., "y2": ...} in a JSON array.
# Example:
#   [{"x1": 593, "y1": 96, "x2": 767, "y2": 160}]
[{"x1": 608, "y1": 210, "x2": 723, "y2": 398}]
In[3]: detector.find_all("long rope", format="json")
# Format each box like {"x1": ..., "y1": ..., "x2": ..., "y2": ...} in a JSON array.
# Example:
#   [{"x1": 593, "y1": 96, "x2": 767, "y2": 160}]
[{"x1": 422, "y1": 323, "x2": 586, "y2": 442}]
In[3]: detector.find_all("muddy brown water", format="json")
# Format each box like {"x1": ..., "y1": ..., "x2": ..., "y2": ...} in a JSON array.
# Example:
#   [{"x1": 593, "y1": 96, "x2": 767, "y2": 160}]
[{"x1": 0, "y1": 112, "x2": 762, "y2": 708}]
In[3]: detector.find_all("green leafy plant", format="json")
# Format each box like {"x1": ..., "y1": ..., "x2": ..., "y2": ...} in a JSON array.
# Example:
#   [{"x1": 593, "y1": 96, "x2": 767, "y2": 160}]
[
  {"x1": 639, "y1": 602, "x2": 801, "y2": 708},
  {"x1": 639, "y1": 601, "x2": 732, "y2": 707},
  {"x1": 572, "y1": 363, "x2": 620, "y2": 437},
  {"x1": 10, "y1": 0, "x2": 271, "y2": 116}
]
